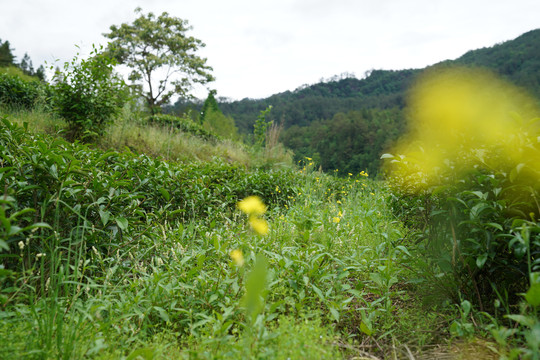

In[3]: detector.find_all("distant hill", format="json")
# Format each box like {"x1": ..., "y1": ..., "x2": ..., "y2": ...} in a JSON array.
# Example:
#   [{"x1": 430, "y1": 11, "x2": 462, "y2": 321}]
[
  {"x1": 452, "y1": 29, "x2": 540, "y2": 97},
  {"x1": 192, "y1": 28, "x2": 539, "y2": 134},
  {"x1": 167, "y1": 29, "x2": 540, "y2": 175}
]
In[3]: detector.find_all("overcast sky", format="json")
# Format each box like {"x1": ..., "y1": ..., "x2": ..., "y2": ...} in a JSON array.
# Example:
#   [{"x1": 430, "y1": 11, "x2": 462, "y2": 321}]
[{"x1": 1, "y1": 0, "x2": 539, "y2": 100}]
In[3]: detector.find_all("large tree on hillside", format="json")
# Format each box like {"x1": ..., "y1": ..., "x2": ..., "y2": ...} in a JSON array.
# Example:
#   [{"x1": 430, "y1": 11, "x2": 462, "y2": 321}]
[{"x1": 104, "y1": 7, "x2": 214, "y2": 114}]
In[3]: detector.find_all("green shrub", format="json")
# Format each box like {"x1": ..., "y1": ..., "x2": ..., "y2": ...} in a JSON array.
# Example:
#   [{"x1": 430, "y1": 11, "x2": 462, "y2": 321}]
[
  {"x1": 0, "y1": 72, "x2": 48, "y2": 109},
  {"x1": 0, "y1": 117, "x2": 300, "y2": 277},
  {"x1": 51, "y1": 45, "x2": 128, "y2": 141}
]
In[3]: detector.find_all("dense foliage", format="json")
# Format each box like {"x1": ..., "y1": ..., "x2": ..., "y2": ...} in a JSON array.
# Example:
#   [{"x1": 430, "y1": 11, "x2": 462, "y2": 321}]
[
  {"x1": 148, "y1": 113, "x2": 220, "y2": 141},
  {"x1": 104, "y1": 7, "x2": 214, "y2": 115},
  {"x1": 384, "y1": 68, "x2": 540, "y2": 357},
  {"x1": 0, "y1": 117, "x2": 302, "y2": 273},
  {"x1": 168, "y1": 29, "x2": 540, "y2": 176},
  {"x1": 1, "y1": 117, "x2": 423, "y2": 359},
  {"x1": 281, "y1": 108, "x2": 405, "y2": 175},
  {"x1": 51, "y1": 46, "x2": 128, "y2": 141},
  {"x1": 0, "y1": 72, "x2": 48, "y2": 109},
  {"x1": 1, "y1": 24, "x2": 540, "y2": 360}
]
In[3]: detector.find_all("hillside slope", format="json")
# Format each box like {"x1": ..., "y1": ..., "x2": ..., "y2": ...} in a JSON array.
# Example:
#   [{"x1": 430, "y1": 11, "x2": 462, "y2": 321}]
[{"x1": 207, "y1": 28, "x2": 540, "y2": 134}]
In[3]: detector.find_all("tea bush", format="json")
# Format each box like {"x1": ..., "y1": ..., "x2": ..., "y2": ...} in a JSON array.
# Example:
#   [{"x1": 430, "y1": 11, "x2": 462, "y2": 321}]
[
  {"x1": 51, "y1": 46, "x2": 128, "y2": 141},
  {"x1": 1, "y1": 113, "x2": 423, "y2": 359},
  {"x1": 0, "y1": 73, "x2": 48, "y2": 109},
  {"x1": 384, "y1": 68, "x2": 540, "y2": 357},
  {"x1": 0, "y1": 117, "x2": 302, "y2": 276}
]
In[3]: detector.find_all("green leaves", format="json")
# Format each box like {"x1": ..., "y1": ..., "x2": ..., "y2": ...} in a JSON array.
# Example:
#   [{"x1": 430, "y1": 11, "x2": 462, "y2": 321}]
[
  {"x1": 104, "y1": 8, "x2": 214, "y2": 114},
  {"x1": 525, "y1": 272, "x2": 540, "y2": 307},
  {"x1": 0, "y1": 72, "x2": 47, "y2": 110},
  {"x1": 51, "y1": 45, "x2": 128, "y2": 141},
  {"x1": 243, "y1": 254, "x2": 269, "y2": 324}
]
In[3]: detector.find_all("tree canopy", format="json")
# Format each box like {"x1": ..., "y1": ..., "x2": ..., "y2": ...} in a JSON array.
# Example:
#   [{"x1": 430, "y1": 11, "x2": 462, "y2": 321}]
[
  {"x1": 104, "y1": 7, "x2": 214, "y2": 114},
  {"x1": 0, "y1": 39, "x2": 16, "y2": 67}
]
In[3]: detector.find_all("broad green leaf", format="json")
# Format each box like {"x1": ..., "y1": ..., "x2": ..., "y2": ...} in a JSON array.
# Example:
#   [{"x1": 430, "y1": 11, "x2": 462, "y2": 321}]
[
  {"x1": 99, "y1": 209, "x2": 111, "y2": 226},
  {"x1": 115, "y1": 217, "x2": 128, "y2": 231},
  {"x1": 158, "y1": 187, "x2": 170, "y2": 202},
  {"x1": 476, "y1": 254, "x2": 488, "y2": 269},
  {"x1": 0, "y1": 240, "x2": 8, "y2": 252},
  {"x1": 525, "y1": 283, "x2": 540, "y2": 307},
  {"x1": 243, "y1": 254, "x2": 268, "y2": 324},
  {"x1": 311, "y1": 284, "x2": 325, "y2": 301},
  {"x1": 360, "y1": 321, "x2": 372, "y2": 336},
  {"x1": 506, "y1": 314, "x2": 536, "y2": 327},
  {"x1": 329, "y1": 307, "x2": 340, "y2": 322},
  {"x1": 153, "y1": 306, "x2": 170, "y2": 322}
]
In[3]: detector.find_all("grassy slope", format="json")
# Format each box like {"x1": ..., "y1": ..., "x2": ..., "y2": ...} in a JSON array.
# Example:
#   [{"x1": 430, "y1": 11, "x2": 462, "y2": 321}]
[{"x1": 0, "y1": 110, "x2": 501, "y2": 359}]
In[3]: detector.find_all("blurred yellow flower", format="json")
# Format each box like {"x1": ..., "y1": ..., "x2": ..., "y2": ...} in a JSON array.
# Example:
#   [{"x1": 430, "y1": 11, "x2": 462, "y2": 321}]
[
  {"x1": 230, "y1": 249, "x2": 244, "y2": 267},
  {"x1": 249, "y1": 217, "x2": 269, "y2": 235},
  {"x1": 385, "y1": 67, "x2": 540, "y2": 192},
  {"x1": 333, "y1": 217, "x2": 341, "y2": 223},
  {"x1": 237, "y1": 196, "x2": 266, "y2": 216},
  {"x1": 238, "y1": 196, "x2": 269, "y2": 236}
]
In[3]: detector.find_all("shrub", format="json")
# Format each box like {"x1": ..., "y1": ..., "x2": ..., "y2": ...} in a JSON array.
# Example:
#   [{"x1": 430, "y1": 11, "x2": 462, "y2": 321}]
[
  {"x1": 51, "y1": 45, "x2": 128, "y2": 141},
  {"x1": 383, "y1": 68, "x2": 540, "y2": 309},
  {"x1": 0, "y1": 72, "x2": 48, "y2": 109}
]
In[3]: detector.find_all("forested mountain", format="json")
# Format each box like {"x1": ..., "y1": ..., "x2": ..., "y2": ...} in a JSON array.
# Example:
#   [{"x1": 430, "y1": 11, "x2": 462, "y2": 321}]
[
  {"x1": 452, "y1": 29, "x2": 540, "y2": 97},
  {"x1": 168, "y1": 29, "x2": 540, "y2": 175}
]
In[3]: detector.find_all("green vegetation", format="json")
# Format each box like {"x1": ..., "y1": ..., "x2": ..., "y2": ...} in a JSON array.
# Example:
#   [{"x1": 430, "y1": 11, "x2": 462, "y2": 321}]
[
  {"x1": 51, "y1": 46, "x2": 128, "y2": 141},
  {"x1": 104, "y1": 7, "x2": 214, "y2": 115},
  {"x1": 167, "y1": 29, "x2": 540, "y2": 176},
  {"x1": 1, "y1": 20, "x2": 540, "y2": 360},
  {"x1": 384, "y1": 68, "x2": 540, "y2": 359},
  {"x1": 0, "y1": 117, "x2": 425, "y2": 359}
]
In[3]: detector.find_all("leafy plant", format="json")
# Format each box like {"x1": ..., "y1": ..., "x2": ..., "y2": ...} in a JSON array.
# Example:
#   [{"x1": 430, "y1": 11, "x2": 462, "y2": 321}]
[
  {"x1": 52, "y1": 45, "x2": 128, "y2": 141},
  {"x1": 0, "y1": 72, "x2": 48, "y2": 110},
  {"x1": 253, "y1": 105, "x2": 273, "y2": 148},
  {"x1": 104, "y1": 7, "x2": 214, "y2": 114}
]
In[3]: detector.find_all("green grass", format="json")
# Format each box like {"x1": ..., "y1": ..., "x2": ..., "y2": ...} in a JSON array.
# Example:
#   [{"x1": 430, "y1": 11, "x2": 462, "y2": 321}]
[
  {"x1": 0, "y1": 105, "x2": 293, "y2": 170},
  {"x1": 0, "y1": 111, "x2": 515, "y2": 359}
]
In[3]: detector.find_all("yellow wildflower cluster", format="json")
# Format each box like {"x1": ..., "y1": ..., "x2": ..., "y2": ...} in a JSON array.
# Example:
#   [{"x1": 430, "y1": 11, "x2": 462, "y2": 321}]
[
  {"x1": 332, "y1": 210, "x2": 343, "y2": 223},
  {"x1": 237, "y1": 196, "x2": 269, "y2": 235}
]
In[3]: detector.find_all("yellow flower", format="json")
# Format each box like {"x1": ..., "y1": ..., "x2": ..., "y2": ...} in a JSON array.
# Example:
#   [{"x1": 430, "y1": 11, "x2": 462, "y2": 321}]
[
  {"x1": 305, "y1": 157, "x2": 312, "y2": 161},
  {"x1": 332, "y1": 217, "x2": 341, "y2": 223},
  {"x1": 230, "y1": 249, "x2": 244, "y2": 267},
  {"x1": 249, "y1": 217, "x2": 269, "y2": 235},
  {"x1": 237, "y1": 196, "x2": 267, "y2": 216}
]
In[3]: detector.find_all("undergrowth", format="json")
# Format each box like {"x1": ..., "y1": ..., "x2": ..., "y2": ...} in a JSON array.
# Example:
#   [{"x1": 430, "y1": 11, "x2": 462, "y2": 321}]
[{"x1": 0, "y1": 117, "x2": 449, "y2": 359}]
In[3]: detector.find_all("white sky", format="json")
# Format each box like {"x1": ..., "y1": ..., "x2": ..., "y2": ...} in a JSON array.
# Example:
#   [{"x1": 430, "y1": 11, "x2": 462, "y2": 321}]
[{"x1": 1, "y1": 0, "x2": 539, "y2": 100}]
